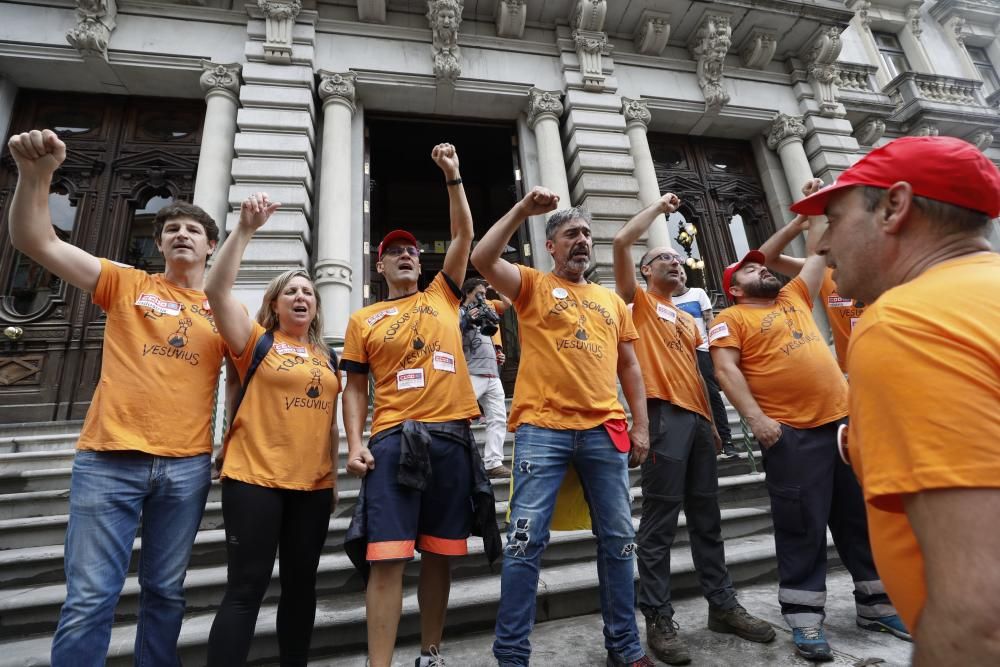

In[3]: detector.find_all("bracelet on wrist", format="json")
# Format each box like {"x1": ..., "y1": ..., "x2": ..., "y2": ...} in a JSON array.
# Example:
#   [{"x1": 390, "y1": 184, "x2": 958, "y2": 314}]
[{"x1": 446, "y1": 177, "x2": 463, "y2": 186}]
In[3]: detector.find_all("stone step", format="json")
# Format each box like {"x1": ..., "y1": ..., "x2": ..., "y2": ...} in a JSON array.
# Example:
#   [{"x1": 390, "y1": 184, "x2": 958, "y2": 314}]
[
  {"x1": 0, "y1": 506, "x2": 774, "y2": 638},
  {"x1": 0, "y1": 473, "x2": 768, "y2": 587}
]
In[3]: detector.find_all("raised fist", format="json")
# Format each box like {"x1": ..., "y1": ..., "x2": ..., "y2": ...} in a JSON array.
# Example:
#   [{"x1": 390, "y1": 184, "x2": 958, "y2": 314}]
[
  {"x1": 801, "y1": 178, "x2": 824, "y2": 197},
  {"x1": 659, "y1": 192, "x2": 681, "y2": 214},
  {"x1": 431, "y1": 143, "x2": 461, "y2": 179},
  {"x1": 518, "y1": 186, "x2": 560, "y2": 217},
  {"x1": 239, "y1": 192, "x2": 281, "y2": 231},
  {"x1": 8, "y1": 130, "x2": 66, "y2": 180}
]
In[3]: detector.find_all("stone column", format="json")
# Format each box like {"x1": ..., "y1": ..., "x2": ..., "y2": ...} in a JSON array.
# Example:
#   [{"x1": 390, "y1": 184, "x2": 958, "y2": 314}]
[
  {"x1": 193, "y1": 61, "x2": 241, "y2": 236},
  {"x1": 315, "y1": 71, "x2": 357, "y2": 343},
  {"x1": 526, "y1": 88, "x2": 571, "y2": 206},
  {"x1": 621, "y1": 97, "x2": 669, "y2": 250},
  {"x1": 767, "y1": 114, "x2": 813, "y2": 205}
]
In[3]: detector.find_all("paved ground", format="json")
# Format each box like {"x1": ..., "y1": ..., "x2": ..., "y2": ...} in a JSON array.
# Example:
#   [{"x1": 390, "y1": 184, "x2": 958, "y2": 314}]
[{"x1": 324, "y1": 566, "x2": 913, "y2": 666}]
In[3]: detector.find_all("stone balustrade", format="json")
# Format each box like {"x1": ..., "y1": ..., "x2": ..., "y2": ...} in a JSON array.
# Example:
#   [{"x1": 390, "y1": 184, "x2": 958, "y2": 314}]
[
  {"x1": 883, "y1": 71, "x2": 985, "y2": 107},
  {"x1": 835, "y1": 63, "x2": 877, "y2": 93}
]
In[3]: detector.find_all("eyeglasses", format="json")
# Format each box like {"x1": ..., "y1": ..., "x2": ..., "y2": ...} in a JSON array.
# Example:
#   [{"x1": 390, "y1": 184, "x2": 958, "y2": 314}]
[
  {"x1": 642, "y1": 252, "x2": 683, "y2": 267},
  {"x1": 382, "y1": 245, "x2": 420, "y2": 258}
]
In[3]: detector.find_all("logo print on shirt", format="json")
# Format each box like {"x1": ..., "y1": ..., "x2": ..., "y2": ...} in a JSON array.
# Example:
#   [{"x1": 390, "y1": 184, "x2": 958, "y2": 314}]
[
  {"x1": 575, "y1": 315, "x2": 589, "y2": 341},
  {"x1": 167, "y1": 318, "x2": 193, "y2": 348},
  {"x1": 411, "y1": 324, "x2": 425, "y2": 350},
  {"x1": 305, "y1": 368, "x2": 323, "y2": 398}
]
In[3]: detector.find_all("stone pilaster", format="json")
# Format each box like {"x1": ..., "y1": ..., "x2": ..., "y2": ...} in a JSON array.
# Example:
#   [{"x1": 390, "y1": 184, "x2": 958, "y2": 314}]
[
  {"x1": 526, "y1": 87, "x2": 570, "y2": 272},
  {"x1": 193, "y1": 61, "x2": 242, "y2": 240},
  {"x1": 315, "y1": 71, "x2": 357, "y2": 343},
  {"x1": 621, "y1": 98, "x2": 669, "y2": 250}
]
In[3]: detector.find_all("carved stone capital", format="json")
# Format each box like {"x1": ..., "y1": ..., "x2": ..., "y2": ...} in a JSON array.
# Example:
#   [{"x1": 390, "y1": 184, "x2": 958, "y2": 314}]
[
  {"x1": 199, "y1": 61, "x2": 241, "y2": 99},
  {"x1": 571, "y1": 0, "x2": 607, "y2": 32},
  {"x1": 526, "y1": 88, "x2": 563, "y2": 129},
  {"x1": 968, "y1": 129, "x2": 995, "y2": 150},
  {"x1": 688, "y1": 14, "x2": 732, "y2": 113},
  {"x1": 857, "y1": 0, "x2": 872, "y2": 29},
  {"x1": 949, "y1": 16, "x2": 970, "y2": 46},
  {"x1": 767, "y1": 113, "x2": 807, "y2": 150},
  {"x1": 634, "y1": 10, "x2": 670, "y2": 56},
  {"x1": 910, "y1": 121, "x2": 939, "y2": 137},
  {"x1": 318, "y1": 70, "x2": 357, "y2": 113},
  {"x1": 573, "y1": 29, "x2": 612, "y2": 91},
  {"x1": 802, "y1": 25, "x2": 843, "y2": 67},
  {"x1": 739, "y1": 28, "x2": 777, "y2": 70},
  {"x1": 428, "y1": 0, "x2": 463, "y2": 82},
  {"x1": 313, "y1": 258, "x2": 353, "y2": 289},
  {"x1": 905, "y1": 4, "x2": 923, "y2": 37},
  {"x1": 621, "y1": 97, "x2": 651, "y2": 128},
  {"x1": 853, "y1": 118, "x2": 886, "y2": 146},
  {"x1": 802, "y1": 26, "x2": 844, "y2": 117},
  {"x1": 496, "y1": 0, "x2": 526, "y2": 39},
  {"x1": 66, "y1": 0, "x2": 117, "y2": 61},
  {"x1": 258, "y1": 0, "x2": 301, "y2": 64}
]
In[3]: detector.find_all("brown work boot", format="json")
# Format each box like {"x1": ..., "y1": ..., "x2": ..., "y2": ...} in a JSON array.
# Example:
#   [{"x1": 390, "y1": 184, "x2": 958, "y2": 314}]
[
  {"x1": 486, "y1": 464, "x2": 511, "y2": 479},
  {"x1": 707, "y1": 603, "x2": 776, "y2": 643},
  {"x1": 644, "y1": 613, "x2": 691, "y2": 665}
]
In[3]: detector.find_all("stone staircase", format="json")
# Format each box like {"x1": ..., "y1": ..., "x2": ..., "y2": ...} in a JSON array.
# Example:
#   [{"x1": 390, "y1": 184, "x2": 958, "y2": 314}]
[{"x1": 0, "y1": 408, "x2": 798, "y2": 666}]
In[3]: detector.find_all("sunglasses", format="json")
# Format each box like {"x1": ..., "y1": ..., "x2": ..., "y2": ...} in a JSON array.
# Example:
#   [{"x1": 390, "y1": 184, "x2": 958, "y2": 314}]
[
  {"x1": 642, "y1": 252, "x2": 684, "y2": 267},
  {"x1": 382, "y1": 245, "x2": 420, "y2": 258}
]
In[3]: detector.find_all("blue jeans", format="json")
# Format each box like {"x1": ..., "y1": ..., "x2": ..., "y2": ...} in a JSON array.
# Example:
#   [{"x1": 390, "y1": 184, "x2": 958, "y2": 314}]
[
  {"x1": 493, "y1": 425, "x2": 643, "y2": 665},
  {"x1": 51, "y1": 450, "x2": 211, "y2": 667}
]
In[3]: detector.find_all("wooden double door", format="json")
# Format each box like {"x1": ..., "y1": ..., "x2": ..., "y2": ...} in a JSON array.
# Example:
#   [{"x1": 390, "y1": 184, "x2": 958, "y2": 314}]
[
  {"x1": 649, "y1": 134, "x2": 778, "y2": 307},
  {"x1": 0, "y1": 90, "x2": 205, "y2": 423}
]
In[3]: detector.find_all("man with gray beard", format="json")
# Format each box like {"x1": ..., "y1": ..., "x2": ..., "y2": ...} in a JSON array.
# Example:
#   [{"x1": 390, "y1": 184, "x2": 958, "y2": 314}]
[{"x1": 708, "y1": 251, "x2": 904, "y2": 661}]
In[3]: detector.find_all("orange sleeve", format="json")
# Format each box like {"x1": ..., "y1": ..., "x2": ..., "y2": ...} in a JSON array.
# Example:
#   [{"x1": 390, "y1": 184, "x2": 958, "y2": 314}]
[
  {"x1": 851, "y1": 317, "x2": 1000, "y2": 511},
  {"x1": 708, "y1": 312, "x2": 743, "y2": 350},
  {"x1": 341, "y1": 313, "x2": 368, "y2": 365},
  {"x1": 229, "y1": 322, "x2": 267, "y2": 380},
  {"x1": 513, "y1": 265, "x2": 538, "y2": 311},
  {"x1": 782, "y1": 276, "x2": 813, "y2": 309},
  {"x1": 92, "y1": 259, "x2": 133, "y2": 311}
]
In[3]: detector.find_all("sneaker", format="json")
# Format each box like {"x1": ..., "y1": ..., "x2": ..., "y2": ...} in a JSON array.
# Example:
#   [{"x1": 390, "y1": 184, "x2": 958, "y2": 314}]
[
  {"x1": 857, "y1": 614, "x2": 912, "y2": 641},
  {"x1": 792, "y1": 626, "x2": 833, "y2": 662},
  {"x1": 707, "y1": 603, "x2": 776, "y2": 642},
  {"x1": 605, "y1": 653, "x2": 656, "y2": 667},
  {"x1": 719, "y1": 443, "x2": 740, "y2": 459},
  {"x1": 486, "y1": 464, "x2": 511, "y2": 479},
  {"x1": 644, "y1": 613, "x2": 691, "y2": 665},
  {"x1": 414, "y1": 646, "x2": 446, "y2": 667}
]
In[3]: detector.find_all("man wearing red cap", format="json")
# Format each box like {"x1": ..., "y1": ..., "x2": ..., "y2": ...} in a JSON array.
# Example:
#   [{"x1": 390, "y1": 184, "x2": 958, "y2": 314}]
[
  {"x1": 340, "y1": 143, "x2": 500, "y2": 667},
  {"x1": 803, "y1": 135, "x2": 1000, "y2": 665},
  {"x1": 708, "y1": 244, "x2": 904, "y2": 660}
]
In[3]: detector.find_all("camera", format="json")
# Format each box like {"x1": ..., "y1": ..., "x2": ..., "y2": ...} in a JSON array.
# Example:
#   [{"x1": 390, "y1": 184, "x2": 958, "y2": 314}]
[{"x1": 469, "y1": 292, "x2": 501, "y2": 336}]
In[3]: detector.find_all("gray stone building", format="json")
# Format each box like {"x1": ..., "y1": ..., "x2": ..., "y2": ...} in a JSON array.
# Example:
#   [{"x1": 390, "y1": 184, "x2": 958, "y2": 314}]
[{"x1": 0, "y1": 0, "x2": 998, "y2": 420}]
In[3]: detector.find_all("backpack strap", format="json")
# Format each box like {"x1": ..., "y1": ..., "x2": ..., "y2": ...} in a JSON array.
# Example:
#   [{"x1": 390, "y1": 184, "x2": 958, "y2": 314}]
[{"x1": 219, "y1": 330, "x2": 275, "y2": 465}]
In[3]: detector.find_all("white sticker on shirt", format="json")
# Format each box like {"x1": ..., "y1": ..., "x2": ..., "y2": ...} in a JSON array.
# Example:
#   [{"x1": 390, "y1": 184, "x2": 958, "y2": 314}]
[
  {"x1": 432, "y1": 351, "x2": 456, "y2": 373},
  {"x1": 396, "y1": 368, "x2": 425, "y2": 390},
  {"x1": 366, "y1": 307, "x2": 399, "y2": 327},
  {"x1": 273, "y1": 342, "x2": 309, "y2": 357},
  {"x1": 135, "y1": 293, "x2": 182, "y2": 316},
  {"x1": 827, "y1": 295, "x2": 853, "y2": 308},
  {"x1": 656, "y1": 303, "x2": 677, "y2": 323},
  {"x1": 708, "y1": 322, "x2": 730, "y2": 342}
]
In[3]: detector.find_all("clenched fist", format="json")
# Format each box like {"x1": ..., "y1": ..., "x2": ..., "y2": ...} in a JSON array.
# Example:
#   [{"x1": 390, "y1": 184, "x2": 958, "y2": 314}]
[
  {"x1": 8, "y1": 129, "x2": 66, "y2": 180},
  {"x1": 431, "y1": 143, "x2": 461, "y2": 180},
  {"x1": 517, "y1": 186, "x2": 560, "y2": 218}
]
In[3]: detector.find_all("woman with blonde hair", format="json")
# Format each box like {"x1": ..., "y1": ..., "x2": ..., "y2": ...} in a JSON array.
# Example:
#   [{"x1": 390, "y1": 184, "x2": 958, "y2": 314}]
[{"x1": 204, "y1": 192, "x2": 340, "y2": 666}]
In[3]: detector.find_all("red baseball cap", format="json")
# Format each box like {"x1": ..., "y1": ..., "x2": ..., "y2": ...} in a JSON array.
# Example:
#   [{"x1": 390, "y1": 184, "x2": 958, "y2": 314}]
[
  {"x1": 791, "y1": 136, "x2": 1000, "y2": 217},
  {"x1": 377, "y1": 229, "x2": 419, "y2": 259},
  {"x1": 722, "y1": 250, "x2": 766, "y2": 302}
]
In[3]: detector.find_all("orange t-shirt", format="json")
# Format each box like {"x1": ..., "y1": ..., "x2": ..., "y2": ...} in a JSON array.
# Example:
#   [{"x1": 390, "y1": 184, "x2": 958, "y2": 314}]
[
  {"x1": 708, "y1": 276, "x2": 847, "y2": 429},
  {"x1": 847, "y1": 252, "x2": 1000, "y2": 633},
  {"x1": 221, "y1": 323, "x2": 340, "y2": 490},
  {"x1": 507, "y1": 266, "x2": 638, "y2": 431},
  {"x1": 820, "y1": 267, "x2": 866, "y2": 373},
  {"x1": 630, "y1": 286, "x2": 710, "y2": 420},
  {"x1": 78, "y1": 259, "x2": 225, "y2": 456},
  {"x1": 341, "y1": 272, "x2": 479, "y2": 436}
]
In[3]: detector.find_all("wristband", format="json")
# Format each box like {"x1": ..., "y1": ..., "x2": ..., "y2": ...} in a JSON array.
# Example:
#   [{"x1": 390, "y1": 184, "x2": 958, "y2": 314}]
[{"x1": 446, "y1": 177, "x2": 463, "y2": 186}]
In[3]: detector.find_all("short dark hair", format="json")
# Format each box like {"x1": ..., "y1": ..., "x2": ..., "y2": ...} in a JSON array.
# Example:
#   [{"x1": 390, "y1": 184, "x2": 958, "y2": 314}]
[
  {"x1": 544, "y1": 207, "x2": 592, "y2": 240},
  {"x1": 153, "y1": 201, "x2": 220, "y2": 244},
  {"x1": 860, "y1": 185, "x2": 990, "y2": 234},
  {"x1": 462, "y1": 277, "x2": 487, "y2": 296}
]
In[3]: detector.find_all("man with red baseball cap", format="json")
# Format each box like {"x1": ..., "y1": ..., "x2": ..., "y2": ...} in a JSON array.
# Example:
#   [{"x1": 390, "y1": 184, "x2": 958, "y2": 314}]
[
  {"x1": 340, "y1": 143, "x2": 500, "y2": 667},
  {"x1": 809, "y1": 135, "x2": 1000, "y2": 665},
  {"x1": 708, "y1": 241, "x2": 904, "y2": 660}
]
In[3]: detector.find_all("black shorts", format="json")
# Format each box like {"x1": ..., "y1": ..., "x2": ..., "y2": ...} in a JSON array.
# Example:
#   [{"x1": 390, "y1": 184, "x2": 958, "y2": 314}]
[{"x1": 364, "y1": 428, "x2": 474, "y2": 561}]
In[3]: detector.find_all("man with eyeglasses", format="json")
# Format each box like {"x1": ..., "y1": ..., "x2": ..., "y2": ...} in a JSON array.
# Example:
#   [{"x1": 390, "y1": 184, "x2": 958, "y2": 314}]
[
  {"x1": 340, "y1": 143, "x2": 500, "y2": 667},
  {"x1": 613, "y1": 194, "x2": 775, "y2": 665}
]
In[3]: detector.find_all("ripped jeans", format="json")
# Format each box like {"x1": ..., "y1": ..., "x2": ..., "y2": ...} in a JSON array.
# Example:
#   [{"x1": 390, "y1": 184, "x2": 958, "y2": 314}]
[{"x1": 493, "y1": 424, "x2": 643, "y2": 666}]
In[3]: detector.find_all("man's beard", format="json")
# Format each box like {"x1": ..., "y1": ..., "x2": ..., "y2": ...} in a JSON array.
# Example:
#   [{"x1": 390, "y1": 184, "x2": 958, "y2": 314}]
[{"x1": 742, "y1": 275, "x2": 781, "y2": 299}]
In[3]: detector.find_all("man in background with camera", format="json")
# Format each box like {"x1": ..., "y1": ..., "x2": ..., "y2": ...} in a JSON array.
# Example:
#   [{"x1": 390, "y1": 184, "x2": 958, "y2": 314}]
[{"x1": 460, "y1": 278, "x2": 511, "y2": 478}]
